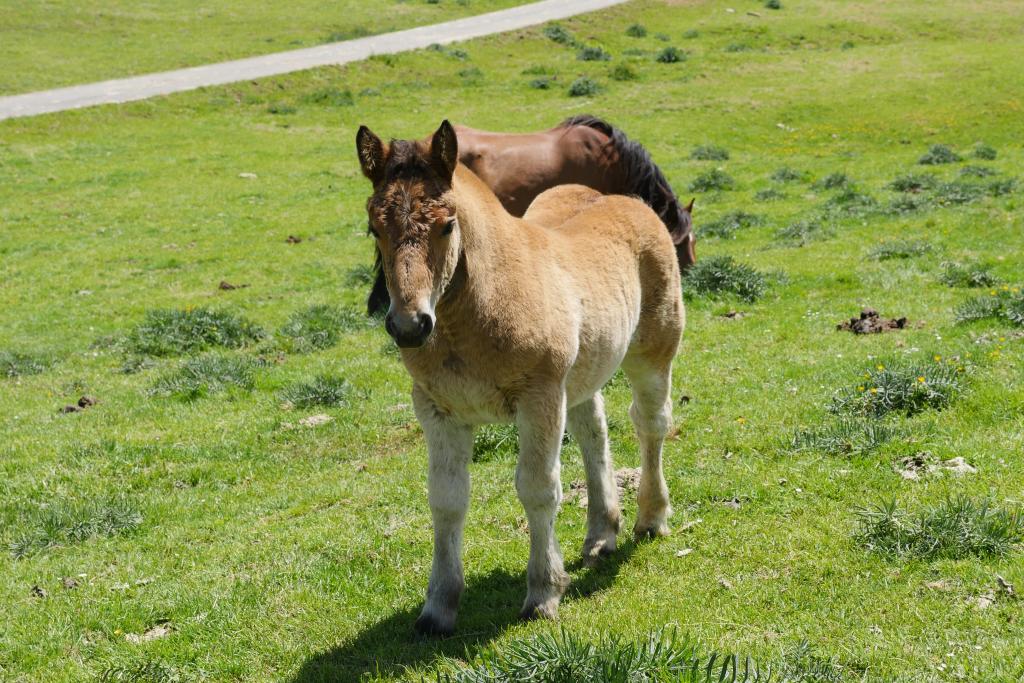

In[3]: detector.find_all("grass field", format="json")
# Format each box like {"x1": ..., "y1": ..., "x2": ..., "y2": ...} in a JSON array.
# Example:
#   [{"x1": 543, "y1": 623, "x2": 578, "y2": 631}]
[
  {"x1": 0, "y1": 0, "x2": 526, "y2": 95},
  {"x1": 2, "y1": 0, "x2": 1024, "y2": 680}
]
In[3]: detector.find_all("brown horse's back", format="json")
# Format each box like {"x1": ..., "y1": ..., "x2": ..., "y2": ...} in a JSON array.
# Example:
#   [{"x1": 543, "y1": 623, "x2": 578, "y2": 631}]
[{"x1": 455, "y1": 125, "x2": 614, "y2": 216}]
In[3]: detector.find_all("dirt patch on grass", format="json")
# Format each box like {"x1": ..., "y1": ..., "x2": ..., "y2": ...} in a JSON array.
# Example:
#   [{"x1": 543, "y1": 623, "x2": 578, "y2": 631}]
[
  {"x1": 837, "y1": 308, "x2": 907, "y2": 334},
  {"x1": 59, "y1": 395, "x2": 98, "y2": 414}
]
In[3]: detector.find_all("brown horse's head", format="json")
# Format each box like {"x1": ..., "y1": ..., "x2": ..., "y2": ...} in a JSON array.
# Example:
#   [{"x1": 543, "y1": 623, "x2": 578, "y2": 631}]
[{"x1": 357, "y1": 120, "x2": 461, "y2": 348}]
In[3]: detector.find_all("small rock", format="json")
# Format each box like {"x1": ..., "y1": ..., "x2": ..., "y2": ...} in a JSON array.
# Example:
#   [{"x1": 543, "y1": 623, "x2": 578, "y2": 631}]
[
  {"x1": 238, "y1": 172, "x2": 258, "y2": 179},
  {"x1": 299, "y1": 414, "x2": 333, "y2": 428},
  {"x1": 973, "y1": 593, "x2": 996, "y2": 610},
  {"x1": 721, "y1": 310, "x2": 745, "y2": 320},
  {"x1": 925, "y1": 580, "x2": 951, "y2": 591},
  {"x1": 941, "y1": 457, "x2": 976, "y2": 475},
  {"x1": 675, "y1": 548, "x2": 694, "y2": 557},
  {"x1": 896, "y1": 451, "x2": 936, "y2": 480},
  {"x1": 997, "y1": 575, "x2": 1015, "y2": 598},
  {"x1": 125, "y1": 622, "x2": 172, "y2": 643},
  {"x1": 718, "y1": 578, "x2": 733, "y2": 590},
  {"x1": 61, "y1": 577, "x2": 78, "y2": 590},
  {"x1": 30, "y1": 585, "x2": 47, "y2": 599},
  {"x1": 721, "y1": 497, "x2": 742, "y2": 510}
]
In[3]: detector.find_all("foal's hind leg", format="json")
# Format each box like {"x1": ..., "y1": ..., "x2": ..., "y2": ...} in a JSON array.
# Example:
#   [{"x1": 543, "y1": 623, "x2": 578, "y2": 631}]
[
  {"x1": 622, "y1": 359, "x2": 674, "y2": 539},
  {"x1": 566, "y1": 393, "x2": 621, "y2": 566}
]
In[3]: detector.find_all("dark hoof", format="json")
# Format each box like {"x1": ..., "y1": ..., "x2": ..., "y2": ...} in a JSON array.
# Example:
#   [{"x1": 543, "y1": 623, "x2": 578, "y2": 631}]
[{"x1": 414, "y1": 613, "x2": 454, "y2": 638}]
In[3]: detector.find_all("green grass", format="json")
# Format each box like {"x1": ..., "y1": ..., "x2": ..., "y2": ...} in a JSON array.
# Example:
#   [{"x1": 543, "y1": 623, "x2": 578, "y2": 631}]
[
  {"x1": 0, "y1": 0, "x2": 529, "y2": 94},
  {"x1": 681, "y1": 255, "x2": 770, "y2": 302},
  {"x1": 856, "y1": 496, "x2": 1023, "y2": 560},
  {"x1": 149, "y1": 353, "x2": 259, "y2": 400},
  {"x1": 830, "y1": 356, "x2": 968, "y2": 418},
  {"x1": 275, "y1": 304, "x2": 365, "y2": 353},
  {"x1": 0, "y1": 350, "x2": 49, "y2": 378},
  {"x1": 3, "y1": 0, "x2": 1024, "y2": 680},
  {"x1": 123, "y1": 307, "x2": 265, "y2": 357},
  {"x1": 281, "y1": 374, "x2": 355, "y2": 409}
]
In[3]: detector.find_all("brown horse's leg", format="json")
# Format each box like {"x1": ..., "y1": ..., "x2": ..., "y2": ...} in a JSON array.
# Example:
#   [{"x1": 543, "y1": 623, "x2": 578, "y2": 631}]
[
  {"x1": 515, "y1": 387, "x2": 570, "y2": 620},
  {"x1": 566, "y1": 392, "x2": 621, "y2": 566},
  {"x1": 366, "y1": 246, "x2": 390, "y2": 316},
  {"x1": 622, "y1": 358, "x2": 674, "y2": 540}
]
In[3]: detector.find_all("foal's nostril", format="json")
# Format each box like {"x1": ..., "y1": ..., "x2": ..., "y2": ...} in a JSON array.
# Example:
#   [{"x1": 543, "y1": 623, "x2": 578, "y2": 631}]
[{"x1": 420, "y1": 315, "x2": 434, "y2": 338}]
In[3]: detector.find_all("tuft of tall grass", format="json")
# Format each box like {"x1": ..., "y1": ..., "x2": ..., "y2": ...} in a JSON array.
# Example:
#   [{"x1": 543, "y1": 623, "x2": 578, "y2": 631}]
[
  {"x1": 125, "y1": 308, "x2": 265, "y2": 357},
  {"x1": 655, "y1": 46, "x2": 686, "y2": 63},
  {"x1": 885, "y1": 194, "x2": 933, "y2": 215},
  {"x1": 301, "y1": 87, "x2": 354, "y2": 106},
  {"x1": 955, "y1": 287, "x2": 1024, "y2": 326},
  {"x1": 700, "y1": 211, "x2": 763, "y2": 238},
  {"x1": 625, "y1": 23, "x2": 647, "y2": 38},
  {"x1": 918, "y1": 144, "x2": 962, "y2": 165},
  {"x1": 774, "y1": 219, "x2": 834, "y2": 246},
  {"x1": 830, "y1": 357, "x2": 966, "y2": 418},
  {"x1": 280, "y1": 374, "x2": 353, "y2": 409},
  {"x1": 856, "y1": 496, "x2": 1023, "y2": 560},
  {"x1": 609, "y1": 64, "x2": 637, "y2": 81},
  {"x1": 577, "y1": 46, "x2": 611, "y2": 61},
  {"x1": 568, "y1": 77, "x2": 600, "y2": 97},
  {"x1": 149, "y1": 353, "x2": 258, "y2": 400},
  {"x1": 682, "y1": 255, "x2": 769, "y2": 302},
  {"x1": 930, "y1": 180, "x2": 985, "y2": 206},
  {"x1": 1, "y1": 350, "x2": 49, "y2": 378},
  {"x1": 939, "y1": 261, "x2": 1000, "y2": 288},
  {"x1": 973, "y1": 143, "x2": 997, "y2": 160},
  {"x1": 10, "y1": 497, "x2": 143, "y2": 558},
  {"x1": 688, "y1": 169, "x2": 735, "y2": 192},
  {"x1": 771, "y1": 167, "x2": 807, "y2": 183},
  {"x1": 435, "y1": 628, "x2": 774, "y2": 683},
  {"x1": 785, "y1": 419, "x2": 912, "y2": 457},
  {"x1": 821, "y1": 187, "x2": 878, "y2": 216},
  {"x1": 958, "y1": 165, "x2": 996, "y2": 178},
  {"x1": 887, "y1": 173, "x2": 936, "y2": 193},
  {"x1": 345, "y1": 263, "x2": 375, "y2": 286},
  {"x1": 812, "y1": 172, "x2": 850, "y2": 190},
  {"x1": 866, "y1": 239, "x2": 932, "y2": 261},
  {"x1": 543, "y1": 24, "x2": 578, "y2": 47},
  {"x1": 276, "y1": 304, "x2": 363, "y2": 353},
  {"x1": 754, "y1": 188, "x2": 786, "y2": 202},
  {"x1": 690, "y1": 145, "x2": 729, "y2": 161}
]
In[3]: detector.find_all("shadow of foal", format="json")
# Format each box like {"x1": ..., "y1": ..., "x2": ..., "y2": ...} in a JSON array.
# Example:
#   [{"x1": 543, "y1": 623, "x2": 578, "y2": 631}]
[{"x1": 291, "y1": 542, "x2": 639, "y2": 681}]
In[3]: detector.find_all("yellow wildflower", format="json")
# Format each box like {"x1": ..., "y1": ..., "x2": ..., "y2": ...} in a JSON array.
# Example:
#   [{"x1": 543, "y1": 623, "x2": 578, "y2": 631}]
[{"x1": 917, "y1": 376, "x2": 926, "y2": 383}]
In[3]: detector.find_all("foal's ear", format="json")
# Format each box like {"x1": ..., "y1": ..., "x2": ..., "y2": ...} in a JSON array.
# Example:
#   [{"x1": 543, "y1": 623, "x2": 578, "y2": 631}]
[
  {"x1": 429, "y1": 120, "x2": 458, "y2": 183},
  {"x1": 685, "y1": 198, "x2": 695, "y2": 215},
  {"x1": 356, "y1": 125, "x2": 388, "y2": 186}
]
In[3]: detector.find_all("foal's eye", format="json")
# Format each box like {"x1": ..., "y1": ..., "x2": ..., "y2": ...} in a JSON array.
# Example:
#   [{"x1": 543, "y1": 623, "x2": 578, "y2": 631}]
[{"x1": 441, "y1": 219, "x2": 456, "y2": 236}]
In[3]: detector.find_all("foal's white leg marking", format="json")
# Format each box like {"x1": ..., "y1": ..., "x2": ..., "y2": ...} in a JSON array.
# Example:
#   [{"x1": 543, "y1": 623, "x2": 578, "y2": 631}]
[
  {"x1": 566, "y1": 392, "x2": 621, "y2": 565},
  {"x1": 412, "y1": 385, "x2": 474, "y2": 636},
  {"x1": 624, "y1": 361, "x2": 674, "y2": 539},
  {"x1": 515, "y1": 389, "x2": 571, "y2": 620}
]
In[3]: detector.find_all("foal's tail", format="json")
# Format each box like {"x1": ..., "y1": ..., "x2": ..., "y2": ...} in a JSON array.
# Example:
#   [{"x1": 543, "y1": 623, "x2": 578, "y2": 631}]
[{"x1": 559, "y1": 115, "x2": 696, "y2": 270}]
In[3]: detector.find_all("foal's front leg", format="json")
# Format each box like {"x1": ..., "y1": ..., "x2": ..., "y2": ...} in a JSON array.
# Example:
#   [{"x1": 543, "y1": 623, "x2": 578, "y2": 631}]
[
  {"x1": 412, "y1": 386, "x2": 474, "y2": 636},
  {"x1": 515, "y1": 389, "x2": 571, "y2": 620}
]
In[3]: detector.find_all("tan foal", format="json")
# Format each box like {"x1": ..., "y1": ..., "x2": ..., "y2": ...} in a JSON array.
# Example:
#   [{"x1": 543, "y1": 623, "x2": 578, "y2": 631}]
[{"x1": 356, "y1": 120, "x2": 684, "y2": 636}]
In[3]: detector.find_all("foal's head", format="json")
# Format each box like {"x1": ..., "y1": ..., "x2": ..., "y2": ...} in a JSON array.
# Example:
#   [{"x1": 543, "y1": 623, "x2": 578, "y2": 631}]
[{"x1": 356, "y1": 120, "x2": 461, "y2": 348}]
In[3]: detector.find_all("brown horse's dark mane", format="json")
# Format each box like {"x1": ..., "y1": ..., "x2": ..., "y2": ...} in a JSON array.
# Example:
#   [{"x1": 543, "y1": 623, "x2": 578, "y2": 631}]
[{"x1": 558, "y1": 115, "x2": 693, "y2": 250}]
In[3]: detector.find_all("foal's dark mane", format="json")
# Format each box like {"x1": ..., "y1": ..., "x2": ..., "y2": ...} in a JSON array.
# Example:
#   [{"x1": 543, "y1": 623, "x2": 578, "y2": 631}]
[{"x1": 558, "y1": 114, "x2": 693, "y2": 253}]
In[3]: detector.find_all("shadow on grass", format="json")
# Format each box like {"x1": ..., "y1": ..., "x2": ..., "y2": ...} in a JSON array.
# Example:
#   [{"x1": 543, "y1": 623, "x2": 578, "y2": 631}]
[{"x1": 292, "y1": 541, "x2": 640, "y2": 681}]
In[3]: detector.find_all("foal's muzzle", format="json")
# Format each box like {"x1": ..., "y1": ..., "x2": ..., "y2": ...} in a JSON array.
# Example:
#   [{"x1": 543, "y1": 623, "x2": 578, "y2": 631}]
[{"x1": 385, "y1": 311, "x2": 435, "y2": 348}]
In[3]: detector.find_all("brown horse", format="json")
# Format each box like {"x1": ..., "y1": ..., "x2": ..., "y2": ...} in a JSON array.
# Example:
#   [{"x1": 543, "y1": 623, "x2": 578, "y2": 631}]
[
  {"x1": 357, "y1": 120, "x2": 683, "y2": 635},
  {"x1": 365, "y1": 115, "x2": 695, "y2": 314}
]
